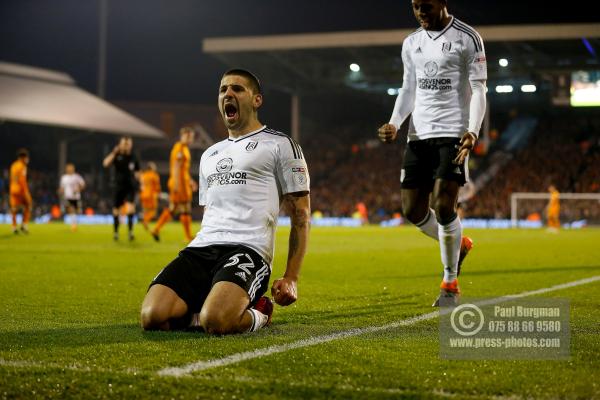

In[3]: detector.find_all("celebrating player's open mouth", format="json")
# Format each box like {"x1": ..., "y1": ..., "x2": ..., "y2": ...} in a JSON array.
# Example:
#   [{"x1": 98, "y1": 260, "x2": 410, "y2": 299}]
[{"x1": 223, "y1": 102, "x2": 238, "y2": 124}]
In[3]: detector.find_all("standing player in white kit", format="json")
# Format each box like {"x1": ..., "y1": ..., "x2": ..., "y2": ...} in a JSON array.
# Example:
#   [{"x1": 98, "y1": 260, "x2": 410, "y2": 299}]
[
  {"x1": 58, "y1": 163, "x2": 86, "y2": 231},
  {"x1": 141, "y1": 69, "x2": 311, "y2": 334},
  {"x1": 378, "y1": 0, "x2": 487, "y2": 306}
]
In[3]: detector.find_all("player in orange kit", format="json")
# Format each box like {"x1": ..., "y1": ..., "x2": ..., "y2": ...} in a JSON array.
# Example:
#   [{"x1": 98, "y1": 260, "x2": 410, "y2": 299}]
[
  {"x1": 9, "y1": 148, "x2": 32, "y2": 234},
  {"x1": 546, "y1": 184, "x2": 560, "y2": 232},
  {"x1": 139, "y1": 162, "x2": 161, "y2": 231},
  {"x1": 151, "y1": 127, "x2": 195, "y2": 242}
]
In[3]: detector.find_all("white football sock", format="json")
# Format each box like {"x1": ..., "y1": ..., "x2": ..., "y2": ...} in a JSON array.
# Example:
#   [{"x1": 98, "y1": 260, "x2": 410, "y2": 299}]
[
  {"x1": 439, "y1": 215, "x2": 462, "y2": 283},
  {"x1": 415, "y1": 209, "x2": 439, "y2": 241},
  {"x1": 246, "y1": 308, "x2": 268, "y2": 333}
]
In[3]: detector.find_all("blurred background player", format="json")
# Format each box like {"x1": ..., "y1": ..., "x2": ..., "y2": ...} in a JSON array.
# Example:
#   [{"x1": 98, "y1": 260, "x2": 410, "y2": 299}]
[
  {"x1": 377, "y1": 0, "x2": 485, "y2": 306},
  {"x1": 141, "y1": 69, "x2": 311, "y2": 334},
  {"x1": 139, "y1": 161, "x2": 161, "y2": 231},
  {"x1": 102, "y1": 136, "x2": 140, "y2": 241},
  {"x1": 546, "y1": 184, "x2": 560, "y2": 232},
  {"x1": 151, "y1": 127, "x2": 195, "y2": 242},
  {"x1": 58, "y1": 163, "x2": 85, "y2": 231},
  {"x1": 9, "y1": 148, "x2": 32, "y2": 234}
]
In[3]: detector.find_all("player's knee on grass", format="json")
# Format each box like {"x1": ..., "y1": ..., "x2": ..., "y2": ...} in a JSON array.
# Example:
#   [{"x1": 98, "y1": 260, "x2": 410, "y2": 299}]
[
  {"x1": 140, "y1": 285, "x2": 188, "y2": 331},
  {"x1": 199, "y1": 306, "x2": 238, "y2": 335},
  {"x1": 140, "y1": 304, "x2": 170, "y2": 330},
  {"x1": 199, "y1": 282, "x2": 251, "y2": 335}
]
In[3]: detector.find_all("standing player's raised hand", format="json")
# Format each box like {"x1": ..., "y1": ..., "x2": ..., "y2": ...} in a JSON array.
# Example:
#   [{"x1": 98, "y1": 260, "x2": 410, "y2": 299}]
[{"x1": 378, "y1": 123, "x2": 398, "y2": 143}]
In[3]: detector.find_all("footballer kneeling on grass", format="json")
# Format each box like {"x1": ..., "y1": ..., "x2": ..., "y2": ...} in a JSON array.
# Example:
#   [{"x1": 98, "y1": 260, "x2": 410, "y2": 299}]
[{"x1": 141, "y1": 68, "x2": 310, "y2": 334}]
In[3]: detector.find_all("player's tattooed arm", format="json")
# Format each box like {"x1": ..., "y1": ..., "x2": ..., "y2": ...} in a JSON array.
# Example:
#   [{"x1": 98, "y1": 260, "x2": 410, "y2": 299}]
[{"x1": 272, "y1": 192, "x2": 310, "y2": 306}]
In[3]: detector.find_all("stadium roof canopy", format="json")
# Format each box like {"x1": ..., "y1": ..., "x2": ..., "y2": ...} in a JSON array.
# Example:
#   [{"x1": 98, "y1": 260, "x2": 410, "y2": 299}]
[
  {"x1": 203, "y1": 23, "x2": 600, "y2": 94},
  {"x1": 0, "y1": 62, "x2": 164, "y2": 138}
]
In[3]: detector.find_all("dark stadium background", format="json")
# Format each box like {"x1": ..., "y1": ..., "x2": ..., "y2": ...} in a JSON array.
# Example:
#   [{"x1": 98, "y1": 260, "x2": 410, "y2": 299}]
[
  {"x1": 1, "y1": 0, "x2": 599, "y2": 223},
  {"x1": 1, "y1": 0, "x2": 595, "y2": 104}
]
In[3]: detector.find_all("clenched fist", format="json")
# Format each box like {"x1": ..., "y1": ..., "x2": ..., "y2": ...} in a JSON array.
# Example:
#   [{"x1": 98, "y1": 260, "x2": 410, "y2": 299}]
[
  {"x1": 378, "y1": 123, "x2": 398, "y2": 143},
  {"x1": 271, "y1": 277, "x2": 297, "y2": 306}
]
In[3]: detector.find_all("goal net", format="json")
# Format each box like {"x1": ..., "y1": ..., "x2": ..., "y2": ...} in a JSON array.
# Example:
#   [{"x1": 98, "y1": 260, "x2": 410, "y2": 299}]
[{"x1": 510, "y1": 192, "x2": 600, "y2": 227}]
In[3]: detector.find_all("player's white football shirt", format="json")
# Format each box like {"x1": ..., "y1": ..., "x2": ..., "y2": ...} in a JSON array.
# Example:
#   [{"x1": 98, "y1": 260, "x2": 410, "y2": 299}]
[
  {"x1": 60, "y1": 173, "x2": 85, "y2": 200},
  {"x1": 188, "y1": 126, "x2": 310, "y2": 264},
  {"x1": 402, "y1": 16, "x2": 487, "y2": 141}
]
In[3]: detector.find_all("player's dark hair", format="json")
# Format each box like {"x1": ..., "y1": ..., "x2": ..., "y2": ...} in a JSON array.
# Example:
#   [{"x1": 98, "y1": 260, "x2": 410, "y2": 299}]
[
  {"x1": 180, "y1": 126, "x2": 195, "y2": 135},
  {"x1": 223, "y1": 68, "x2": 262, "y2": 94},
  {"x1": 16, "y1": 148, "x2": 29, "y2": 158}
]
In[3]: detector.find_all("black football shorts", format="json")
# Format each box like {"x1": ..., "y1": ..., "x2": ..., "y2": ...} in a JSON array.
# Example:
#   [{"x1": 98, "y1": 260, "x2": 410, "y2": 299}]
[
  {"x1": 113, "y1": 186, "x2": 135, "y2": 208},
  {"x1": 149, "y1": 244, "x2": 271, "y2": 313},
  {"x1": 400, "y1": 137, "x2": 468, "y2": 189}
]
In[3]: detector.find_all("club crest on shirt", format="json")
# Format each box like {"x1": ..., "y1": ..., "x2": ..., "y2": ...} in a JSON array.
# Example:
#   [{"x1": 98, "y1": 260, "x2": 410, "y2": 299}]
[
  {"x1": 442, "y1": 42, "x2": 452, "y2": 53},
  {"x1": 424, "y1": 61, "x2": 438, "y2": 77},
  {"x1": 216, "y1": 158, "x2": 233, "y2": 172},
  {"x1": 245, "y1": 141, "x2": 258, "y2": 152}
]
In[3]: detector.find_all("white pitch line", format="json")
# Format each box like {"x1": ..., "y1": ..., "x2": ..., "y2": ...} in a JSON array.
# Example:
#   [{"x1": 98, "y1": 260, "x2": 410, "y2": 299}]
[{"x1": 159, "y1": 275, "x2": 600, "y2": 377}]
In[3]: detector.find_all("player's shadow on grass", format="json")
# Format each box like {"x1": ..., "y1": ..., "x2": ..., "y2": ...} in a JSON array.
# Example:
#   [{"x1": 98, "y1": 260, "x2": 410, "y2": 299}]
[
  {"x1": 0, "y1": 323, "x2": 204, "y2": 350},
  {"x1": 0, "y1": 233, "x2": 24, "y2": 240},
  {"x1": 272, "y1": 294, "x2": 422, "y2": 327},
  {"x1": 404, "y1": 264, "x2": 600, "y2": 280}
]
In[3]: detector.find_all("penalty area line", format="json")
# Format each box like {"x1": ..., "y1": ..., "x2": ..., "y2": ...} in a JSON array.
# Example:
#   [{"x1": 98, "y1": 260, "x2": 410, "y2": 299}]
[{"x1": 158, "y1": 275, "x2": 600, "y2": 377}]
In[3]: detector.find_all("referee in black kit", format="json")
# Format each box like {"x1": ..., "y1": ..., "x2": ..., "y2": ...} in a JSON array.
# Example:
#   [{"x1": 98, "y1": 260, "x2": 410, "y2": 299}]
[{"x1": 103, "y1": 136, "x2": 140, "y2": 241}]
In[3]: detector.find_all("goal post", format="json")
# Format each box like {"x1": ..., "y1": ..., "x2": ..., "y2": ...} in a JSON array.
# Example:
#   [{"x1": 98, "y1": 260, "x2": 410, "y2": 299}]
[{"x1": 510, "y1": 192, "x2": 600, "y2": 228}]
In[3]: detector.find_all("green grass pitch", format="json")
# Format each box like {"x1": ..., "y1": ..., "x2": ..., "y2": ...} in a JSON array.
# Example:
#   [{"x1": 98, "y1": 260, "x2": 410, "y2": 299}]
[{"x1": 1, "y1": 224, "x2": 599, "y2": 399}]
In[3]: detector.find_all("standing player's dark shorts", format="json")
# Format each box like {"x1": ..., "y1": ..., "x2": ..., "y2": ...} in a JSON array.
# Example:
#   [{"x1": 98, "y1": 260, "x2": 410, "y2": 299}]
[
  {"x1": 113, "y1": 185, "x2": 136, "y2": 208},
  {"x1": 149, "y1": 245, "x2": 271, "y2": 314},
  {"x1": 64, "y1": 199, "x2": 82, "y2": 213},
  {"x1": 400, "y1": 137, "x2": 468, "y2": 189}
]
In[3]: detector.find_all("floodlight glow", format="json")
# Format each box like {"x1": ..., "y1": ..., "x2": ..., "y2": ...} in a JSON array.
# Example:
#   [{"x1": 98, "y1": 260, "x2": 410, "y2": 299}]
[
  {"x1": 495, "y1": 85, "x2": 513, "y2": 93},
  {"x1": 499, "y1": 58, "x2": 509, "y2": 67},
  {"x1": 387, "y1": 88, "x2": 397, "y2": 96},
  {"x1": 349, "y1": 63, "x2": 360, "y2": 72},
  {"x1": 521, "y1": 84, "x2": 537, "y2": 93}
]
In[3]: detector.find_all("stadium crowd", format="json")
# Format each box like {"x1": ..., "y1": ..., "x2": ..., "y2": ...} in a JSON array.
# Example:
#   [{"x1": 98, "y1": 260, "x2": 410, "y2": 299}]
[
  {"x1": 465, "y1": 115, "x2": 600, "y2": 222},
  {"x1": 2, "y1": 115, "x2": 599, "y2": 224}
]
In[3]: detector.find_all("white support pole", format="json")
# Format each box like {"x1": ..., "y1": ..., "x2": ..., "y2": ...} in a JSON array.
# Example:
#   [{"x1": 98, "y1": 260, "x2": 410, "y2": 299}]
[
  {"x1": 291, "y1": 94, "x2": 300, "y2": 143},
  {"x1": 511, "y1": 193, "x2": 518, "y2": 228},
  {"x1": 58, "y1": 139, "x2": 67, "y2": 178}
]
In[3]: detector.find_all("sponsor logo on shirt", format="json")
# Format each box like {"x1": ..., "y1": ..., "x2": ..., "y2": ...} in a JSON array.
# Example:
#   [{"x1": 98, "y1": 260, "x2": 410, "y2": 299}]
[
  {"x1": 206, "y1": 171, "x2": 248, "y2": 187},
  {"x1": 207, "y1": 158, "x2": 247, "y2": 187},
  {"x1": 474, "y1": 55, "x2": 487, "y2": 63},
  {"x1": 209, "y1": 150, "x2": 219, "y2": 157},
  {"x1": 418, "y1": 78, "x2": 452, "y2": 91},
  {"x1": 216, "y1": 158, "x2": 233, "y2": 172},
  {"x1": 424, "y1": 61, "x2": 438, "y2": 77}
]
